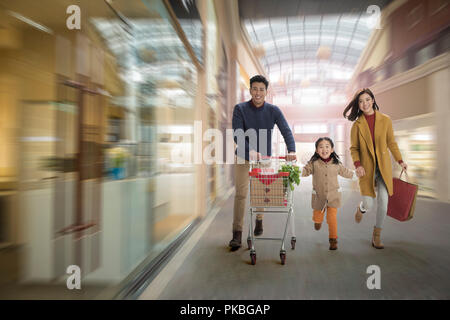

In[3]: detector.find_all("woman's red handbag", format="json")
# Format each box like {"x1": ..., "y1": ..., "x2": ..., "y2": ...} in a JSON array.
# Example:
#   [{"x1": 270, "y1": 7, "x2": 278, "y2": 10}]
[{"x1": 387, "y1": 170, "x2": 418, "y2": 221}]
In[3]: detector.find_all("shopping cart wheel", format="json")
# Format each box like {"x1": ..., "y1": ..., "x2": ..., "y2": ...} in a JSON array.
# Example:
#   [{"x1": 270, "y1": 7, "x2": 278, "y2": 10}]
[
  {"x1": 280, "y1": 251, "x2": 286, "y2": 265},
  {"x1": 247, "y1": 238, "x2": 252, "y2": 250},
  {"x1": 250, "y1": 252, "x2": 256, "y2": 265},
  {"x1": 291, "y1": 237, "x2": 296, "y2": 250}
]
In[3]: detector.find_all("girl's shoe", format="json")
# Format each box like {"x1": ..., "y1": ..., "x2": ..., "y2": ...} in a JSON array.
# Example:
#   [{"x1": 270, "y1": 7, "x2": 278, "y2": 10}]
[
  {"x1": 372, "y1": 227, "x2": 384, "y2": 249},
  {"x1": 355, "y1": 206, "x2": 364, "y2": 223},
  {"x1": 329, "y1": 238, "x2": 338, "y2": 250},
  {"x1": 314, "y1": 223, "x2": 322, "y2": 230}
]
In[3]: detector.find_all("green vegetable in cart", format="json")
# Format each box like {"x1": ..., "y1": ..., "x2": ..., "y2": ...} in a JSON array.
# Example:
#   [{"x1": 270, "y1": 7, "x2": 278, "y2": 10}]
[{"x1": 279, "y1": 164, "x2": 301, "y2": 191}]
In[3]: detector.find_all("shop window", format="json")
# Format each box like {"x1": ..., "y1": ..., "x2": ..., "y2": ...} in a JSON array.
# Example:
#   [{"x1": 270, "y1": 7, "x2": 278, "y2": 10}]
[
  {"x1": 107, "y1": 118, "x2": 121, "y2": 143},
  {"x1": 437, "y1": 32, "x2": 450, "y2": 55},
  {"x1": 392, "y1": 56, "x2": 408, "y2": 76},
  {"x1": 395, "y1": 127, "x2": 437, "y2": 198},
  {"x1": 167, "y1": 0, "x2": 204, "y2": 66},
  {"x1": 0, "y1": 0, "x2": 204, "y2": 300},
  {"x1": 415, "y1": 43, "x2": 435, "y2": 66}
]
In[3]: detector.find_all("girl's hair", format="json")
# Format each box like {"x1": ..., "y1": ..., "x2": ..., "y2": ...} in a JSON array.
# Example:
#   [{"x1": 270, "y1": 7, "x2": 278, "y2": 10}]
[
  {"x1": 309, "y1": 137, "x2": 341, "y2": 164},
  {"x1": 343, "y1": 88, "x2": 380, "y2": 122}
]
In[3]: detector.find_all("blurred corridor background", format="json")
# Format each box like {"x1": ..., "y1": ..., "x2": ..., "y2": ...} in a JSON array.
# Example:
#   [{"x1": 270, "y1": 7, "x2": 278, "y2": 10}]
[{"x1": 0, "y1": 0, "x2": 449, "y2": 299}]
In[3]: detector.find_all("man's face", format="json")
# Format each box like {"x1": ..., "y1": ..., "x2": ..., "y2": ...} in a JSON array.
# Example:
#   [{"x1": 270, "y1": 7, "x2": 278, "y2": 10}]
[{"x1": 250, "y1": 82, "x2": 267, "y2": 106}]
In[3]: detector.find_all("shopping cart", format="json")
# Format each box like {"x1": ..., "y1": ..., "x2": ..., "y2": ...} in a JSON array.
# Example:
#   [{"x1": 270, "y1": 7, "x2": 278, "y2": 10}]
[{"x1": 247, "y1": 156, "x2": 296, "y2": 265}]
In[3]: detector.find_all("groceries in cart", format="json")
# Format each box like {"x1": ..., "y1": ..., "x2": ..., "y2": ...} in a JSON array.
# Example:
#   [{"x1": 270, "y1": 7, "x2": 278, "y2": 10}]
[{"x1": 249, "y1": 160, "x2": 300, "y2": 207}]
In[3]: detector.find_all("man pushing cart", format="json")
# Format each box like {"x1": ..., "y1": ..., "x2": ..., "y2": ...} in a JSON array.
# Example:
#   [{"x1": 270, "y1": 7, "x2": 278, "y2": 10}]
[{"x1": 229, "y1": 74, "x2": 297, "y2": 255}]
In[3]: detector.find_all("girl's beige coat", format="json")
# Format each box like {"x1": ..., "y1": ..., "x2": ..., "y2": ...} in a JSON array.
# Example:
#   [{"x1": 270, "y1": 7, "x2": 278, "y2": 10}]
[{"x1": 302, "y1": 160, "x2": 354, "y2": 210}]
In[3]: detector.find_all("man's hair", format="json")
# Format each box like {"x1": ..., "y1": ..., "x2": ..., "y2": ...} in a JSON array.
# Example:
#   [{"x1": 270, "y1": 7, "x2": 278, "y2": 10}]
[{"x1": 250, "y1": 75, "x2": 269, "y2": 89}]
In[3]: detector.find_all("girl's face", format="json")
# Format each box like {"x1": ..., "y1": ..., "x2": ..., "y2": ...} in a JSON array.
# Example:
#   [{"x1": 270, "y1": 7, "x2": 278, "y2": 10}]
[
  {"x1": 316, "y1": 140, "x2": 333, "y2": 160},
  {"x1": 358, "y1": 93, "x2": 375, "y2": 115}
]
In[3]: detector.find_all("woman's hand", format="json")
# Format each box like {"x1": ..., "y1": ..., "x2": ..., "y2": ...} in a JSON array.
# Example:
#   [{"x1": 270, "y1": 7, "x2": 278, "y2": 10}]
[
  {"x1": 356, "y1": 166, "x2": 366, "y2": 178},
  {"x1": 400, "y1": 162, "x2": 408, "y2": 171}
]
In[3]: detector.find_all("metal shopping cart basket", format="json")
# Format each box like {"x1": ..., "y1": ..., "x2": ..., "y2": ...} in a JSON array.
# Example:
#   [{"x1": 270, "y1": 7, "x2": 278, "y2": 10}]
[{"x1": 247, "y1": 156, "x2": 296, "y2": 265}]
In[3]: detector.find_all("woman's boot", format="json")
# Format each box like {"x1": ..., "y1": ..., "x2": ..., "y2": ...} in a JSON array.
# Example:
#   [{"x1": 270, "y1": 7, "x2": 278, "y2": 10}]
[{"x1": 372, "y1": 227, "x2": 384, "y2": 249}]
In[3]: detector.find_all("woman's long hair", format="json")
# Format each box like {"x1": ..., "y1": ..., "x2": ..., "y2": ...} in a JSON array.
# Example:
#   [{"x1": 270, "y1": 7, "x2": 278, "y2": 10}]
[
  {"x1": 343, "y1": 88, "x2": 379, "y2": 121},
  {"x1": 309, "y1": 137, "x2": 341, "y2": 164}
]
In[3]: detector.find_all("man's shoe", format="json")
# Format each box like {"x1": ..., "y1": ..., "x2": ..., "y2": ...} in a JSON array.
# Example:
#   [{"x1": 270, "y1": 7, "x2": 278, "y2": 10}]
[
  {"x1": 329, "y1": 238, "x2": 338, "y2": 250},
  {"x1": 229, "y1": 231, "x2": 242, "y2": 251},
  {"x1": 254, "y1": 219, "x2": 263, "y2": 236},
  {"x1": 355, "y1": 205, "x2": 365, "y2": 223},
  {"x1": 314, "y1": 223, "x2": 322, "y2": 231}
]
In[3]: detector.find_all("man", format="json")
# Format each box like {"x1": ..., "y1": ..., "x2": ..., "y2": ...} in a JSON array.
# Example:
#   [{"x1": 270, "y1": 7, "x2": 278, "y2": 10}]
[{"x1": 229, "y1": 75, "x2": 296, "y2": 251}]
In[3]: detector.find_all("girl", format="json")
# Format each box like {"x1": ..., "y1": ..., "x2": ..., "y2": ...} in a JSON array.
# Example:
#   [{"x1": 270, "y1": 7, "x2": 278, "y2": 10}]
[
  {"x1": 302, "y1": 137, "x2": 354, "y2": 250},
  {"x1": 343, "y1": 88, "x2": 407, "y2": 249}
]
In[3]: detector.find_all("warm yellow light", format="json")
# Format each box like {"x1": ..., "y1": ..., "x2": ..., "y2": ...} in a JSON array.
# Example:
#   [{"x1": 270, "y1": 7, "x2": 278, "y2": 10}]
[{"x1": 316, "y1": 46, "x2": 331, "y2": 60}]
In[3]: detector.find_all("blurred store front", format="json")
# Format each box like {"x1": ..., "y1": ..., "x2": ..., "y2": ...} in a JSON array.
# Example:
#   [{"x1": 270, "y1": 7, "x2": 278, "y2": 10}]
[
  {"x1": 394, "y1": 115, "x2": 437, "y2": 198},
  {"x1": 349, "y1": 0, "x2": 449, "y2": 202},
  {"x1": 0, "y1": 0, "x2": 255, "y2": 299}
]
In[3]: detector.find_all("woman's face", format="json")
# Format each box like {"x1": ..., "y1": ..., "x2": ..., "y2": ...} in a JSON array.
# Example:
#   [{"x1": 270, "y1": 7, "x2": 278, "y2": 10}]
[
  {"x1": 358, "y1": 92, "x2": 375, "y2": 115},
  {"x1": 316, "y1": 140, "x2": 333, "y2": 160}
]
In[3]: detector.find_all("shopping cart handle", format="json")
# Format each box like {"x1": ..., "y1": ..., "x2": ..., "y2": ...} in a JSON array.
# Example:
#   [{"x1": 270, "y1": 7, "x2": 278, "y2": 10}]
[
  {"x1": 249, "y1": 171, "x2": 289, "y2": 177},
  {"x1": 250, "y1": 156, "x2": 297, "y2": 166},
  {"x1": 260, "y1": 156, "x2": 286, "y2": 160}
]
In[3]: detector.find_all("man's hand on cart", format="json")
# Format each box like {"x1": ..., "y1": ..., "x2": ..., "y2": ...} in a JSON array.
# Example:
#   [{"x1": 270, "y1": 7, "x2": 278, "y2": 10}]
[
  {"x1": 286, "y1": 152, "x2": 297, "y2": 162},
  {"x1": 249, "y1": 150, "x2": 262, "y2": 161}
]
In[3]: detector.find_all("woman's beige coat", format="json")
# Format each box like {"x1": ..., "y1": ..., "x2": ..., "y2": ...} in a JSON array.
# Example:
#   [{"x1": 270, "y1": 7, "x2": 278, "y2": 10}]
[
  {"x1": 302, "y1": 159, "x2": 354, "y2": 211},
  {"x1": 350, "y1": 110, "x2": 403, "y2": 197}
]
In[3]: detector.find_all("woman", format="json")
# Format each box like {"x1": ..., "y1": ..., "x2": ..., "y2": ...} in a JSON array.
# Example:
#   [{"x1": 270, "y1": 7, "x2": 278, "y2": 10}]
[{"x1": 343, "y1": 88, "x2": 407, "y2": 249}]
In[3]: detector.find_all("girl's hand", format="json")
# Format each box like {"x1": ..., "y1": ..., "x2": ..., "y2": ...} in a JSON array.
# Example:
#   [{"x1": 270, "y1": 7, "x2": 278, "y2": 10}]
[
  {"x1": 400, "y1": 162, "x2": 408, "y2": 171},
  {"x1": 356, "y1": 166, "x2": 366, "y2": 178}
]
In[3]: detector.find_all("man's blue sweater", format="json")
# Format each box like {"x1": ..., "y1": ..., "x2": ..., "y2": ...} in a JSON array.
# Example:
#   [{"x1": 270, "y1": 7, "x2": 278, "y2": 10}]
[{"x1": 232, "y1": 100, "x2": 296, "y2": 161}]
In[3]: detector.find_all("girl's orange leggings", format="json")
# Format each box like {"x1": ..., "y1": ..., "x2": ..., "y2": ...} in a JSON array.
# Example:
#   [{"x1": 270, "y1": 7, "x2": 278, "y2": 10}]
[{"x1": 313, "y1": 207, "x2": 338, "y2": 239}]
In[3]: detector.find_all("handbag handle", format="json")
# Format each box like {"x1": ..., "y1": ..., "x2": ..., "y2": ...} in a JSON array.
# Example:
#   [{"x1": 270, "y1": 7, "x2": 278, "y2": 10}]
[{"x1": 399, "y1": 169, "x2": 409, "y2": 181}]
